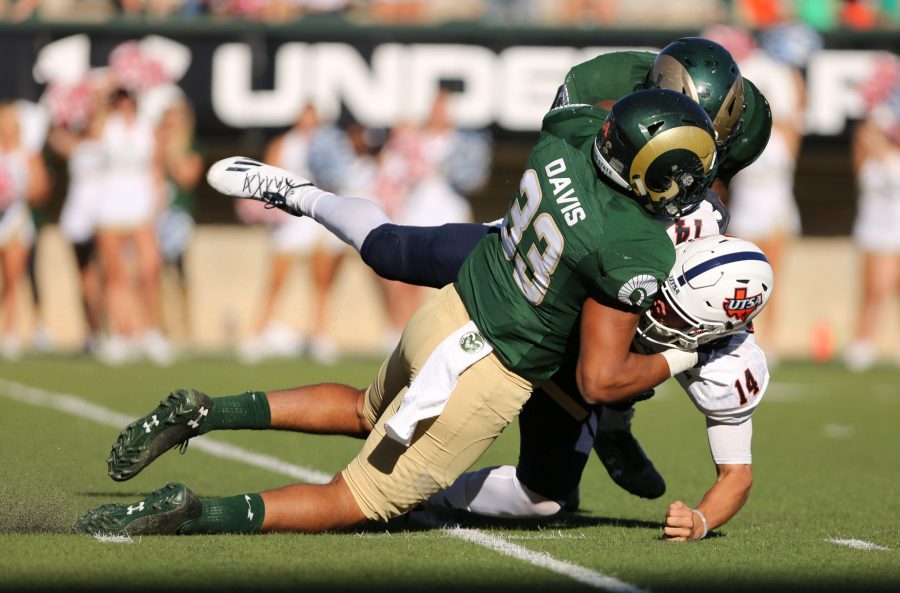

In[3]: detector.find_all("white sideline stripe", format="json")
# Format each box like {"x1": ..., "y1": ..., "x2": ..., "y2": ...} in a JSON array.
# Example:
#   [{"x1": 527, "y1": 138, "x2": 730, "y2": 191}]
[
  {"x1": 0, "y1": 377, "x2": 646, "y2": 593},
  {"x1": 827, "y1": 538, "x2": 890, "y2": 551},
  {"x1": 0, "y1": 378, "x2": 331, "y2": 484}
]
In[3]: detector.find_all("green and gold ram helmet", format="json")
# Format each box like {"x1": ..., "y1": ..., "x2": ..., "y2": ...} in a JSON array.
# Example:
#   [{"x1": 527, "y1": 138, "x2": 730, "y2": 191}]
[
  {"x1": 645, "y1": 37, "x2": 745, "y2": 148},
  {"x1": 593, "y1": 88, "x2": 717, "y2": 219}
]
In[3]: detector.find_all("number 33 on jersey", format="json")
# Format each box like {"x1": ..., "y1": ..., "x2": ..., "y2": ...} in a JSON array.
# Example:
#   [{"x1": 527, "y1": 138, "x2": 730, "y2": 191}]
[{"x1": 457, "y1": 105, "x2": 675, "y2": 381}]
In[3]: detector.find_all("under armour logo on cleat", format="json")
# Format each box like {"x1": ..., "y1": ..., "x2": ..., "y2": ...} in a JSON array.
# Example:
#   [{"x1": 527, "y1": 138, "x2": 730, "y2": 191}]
[
  {"x1": 187, "y1": 406, "x2": 209, "y2": 429},
  {"x1": 244, "y1": 495, "x2": 254, "y2": 521},
  {"x1": 143, "y1": 415, "x2": 160, "y2": 433},
  {"x1": 126, "y1": 502, "x2": 145, "y2": 515}
]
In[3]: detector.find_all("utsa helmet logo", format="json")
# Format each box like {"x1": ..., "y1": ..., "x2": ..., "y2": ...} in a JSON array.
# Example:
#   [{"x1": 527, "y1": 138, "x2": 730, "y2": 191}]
[{"x1": 723, "y1": 287, "x2": 763, "y2": 322}]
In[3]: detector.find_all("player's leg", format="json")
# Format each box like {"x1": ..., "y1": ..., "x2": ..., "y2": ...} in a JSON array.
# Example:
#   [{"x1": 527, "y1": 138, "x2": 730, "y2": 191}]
[
  {"x1": 81, "y1": 285, "x2": 533, "y2": 535},
  {"x1": 75, "y1": 473, "x2": 369, "y2": 535},
  {"x1": 592, "y1": 398, "x2": 666, "y2": 500},
  {"x1": 342, "y1": 285, "x2": 535, "y2": 523},
  {"x1": 207, "y1": 156, "x2": 390, "y2": 252},
  {"x1": 429, "y1": 386, "x2": 591, "y2": 517},
  {"x1": 107, "y1": 381, "x2": 373, "y2": 481},
  {"x1": 360, "y1": 223, "x2": 493, "y2": 288},
  {"x1": 550, "y1": 354, "x2": 665, "y2": 499},
  {"x1": 207, "y1": 156, "x2": 492, "y2": 289}
]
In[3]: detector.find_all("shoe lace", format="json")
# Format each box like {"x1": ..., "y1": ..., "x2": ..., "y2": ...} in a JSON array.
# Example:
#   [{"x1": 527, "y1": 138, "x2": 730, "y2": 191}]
[{"x1": 241, "y1": 171, "x2": 309, "y2": 209}]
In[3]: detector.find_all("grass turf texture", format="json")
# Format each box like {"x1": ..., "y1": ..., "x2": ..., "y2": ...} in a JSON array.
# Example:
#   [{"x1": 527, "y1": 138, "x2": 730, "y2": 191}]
[{"x1": 0, "y1": 356, "x2": 898, "y2": 593}]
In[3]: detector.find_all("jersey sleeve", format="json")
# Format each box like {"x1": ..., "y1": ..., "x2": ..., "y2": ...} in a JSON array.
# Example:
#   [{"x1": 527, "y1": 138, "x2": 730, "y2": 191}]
[
  {"x1": 675, "y1": 332, "x2": 769, "y2": 423},
  {"x1": 717, "y1": 79, "x2": 773, "y2": 184},
  {"x1": 706, "y1": 417, "x2": 753, "y2": 464},
  {"x1": 551, "y1": 51, "x2": 655, "y2": 110},
  {"x1": 593, "y1": 216, "x2": 675, "y2": 310}
]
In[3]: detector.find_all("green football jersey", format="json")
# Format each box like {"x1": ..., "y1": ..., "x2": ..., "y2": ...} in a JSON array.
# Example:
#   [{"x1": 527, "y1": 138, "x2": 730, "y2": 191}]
[
  {"x1": 456, "y1": 105, "x2": 674, "y2": 381},
  {"x1": 552, "y1": 51, "x2": 654, "y2": 109},
  {"x1": 552, "y1": 51, "x2": 772, "y2": 185}
]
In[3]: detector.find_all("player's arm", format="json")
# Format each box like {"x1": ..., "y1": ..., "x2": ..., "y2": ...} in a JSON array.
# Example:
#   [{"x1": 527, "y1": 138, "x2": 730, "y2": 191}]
[
  {"x1": 576, "y1": 296, "x2": 693, "y2": 404},
  {"x1": 664, "y1": 459, "x2": 753, "y2": 542},
  {"x1": 664, "y1": 333, "x2": 766, "y2": 541}
]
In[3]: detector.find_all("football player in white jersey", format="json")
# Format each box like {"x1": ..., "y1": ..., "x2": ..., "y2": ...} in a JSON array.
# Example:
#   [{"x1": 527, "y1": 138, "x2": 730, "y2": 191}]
[{"x1": 429, "y1": 232, "x2": 771, "y2": 541}]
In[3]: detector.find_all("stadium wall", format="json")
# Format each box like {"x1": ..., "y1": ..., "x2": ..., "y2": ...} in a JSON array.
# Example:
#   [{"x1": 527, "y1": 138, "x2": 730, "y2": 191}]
[{"x1": 27, "y1": 226, "x2": 900, "y2": 361}]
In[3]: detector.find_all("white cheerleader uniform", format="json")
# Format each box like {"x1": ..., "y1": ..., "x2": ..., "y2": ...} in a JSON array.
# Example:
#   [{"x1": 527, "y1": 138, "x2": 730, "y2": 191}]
[
  {"x1": 96, "y1": 113, "x2": 158, "y2": 230},
  {"x1": 0, "y1": 148, "x2": 35, "y2": 248},
  {"x1": 727, "y1": 51, "x2": 802, "y2": 240},
  {"x1": 60, "y1": 138, "x2": 106, "y2": 245},
  {"x1": 400, "y1": 130, "x2": 472, "y2": 226},
  {"x1": 270, "y1": 129, "x2": 344, "y2": 255},
  {"x1": 852, "y1": 152, "x2": 900, "y2": 253}
]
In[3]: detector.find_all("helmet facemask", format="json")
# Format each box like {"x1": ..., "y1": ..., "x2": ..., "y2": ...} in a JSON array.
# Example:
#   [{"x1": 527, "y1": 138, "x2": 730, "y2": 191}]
[{"x1": 637, "y1": 281, "x2": 741, "y2": 351}]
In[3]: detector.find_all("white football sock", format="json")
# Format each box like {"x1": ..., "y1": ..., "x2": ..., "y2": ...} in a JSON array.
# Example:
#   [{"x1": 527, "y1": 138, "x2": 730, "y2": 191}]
[
  {"x1": 289, "y1": 187, "x2": 391, "y2": 252},
  {"x1": 429, "y1": 465, "x2": 562, "y2": 518}
]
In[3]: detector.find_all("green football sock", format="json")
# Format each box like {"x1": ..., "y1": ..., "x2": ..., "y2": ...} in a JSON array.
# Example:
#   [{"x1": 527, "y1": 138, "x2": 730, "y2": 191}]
[
  {"x1": 178, "y1": 493, "x2": 265, "y2": 534},
  {"x1": 200, "y1": 391, "x2": 271, "y2": 434}
]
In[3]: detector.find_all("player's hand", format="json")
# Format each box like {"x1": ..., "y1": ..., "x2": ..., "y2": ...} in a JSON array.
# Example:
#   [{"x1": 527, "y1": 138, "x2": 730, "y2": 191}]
[{"x1": 663, "y1": 500, "x2": 696, "y2": 541}]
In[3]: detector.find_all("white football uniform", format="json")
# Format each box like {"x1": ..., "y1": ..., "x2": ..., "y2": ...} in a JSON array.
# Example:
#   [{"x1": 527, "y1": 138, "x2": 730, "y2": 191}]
[
  {"x1": 660, "y1": 196, "x2": 728, "y2": 246},
  {"x1": 656, "y1": 197, "x2": 764, "y2": 465},
  {"x1": 675, "y1": 332, "x2": 767, "y2": 464},
  {"x1": 417, "y1": 195, "x2": 767, "y2": 518}
]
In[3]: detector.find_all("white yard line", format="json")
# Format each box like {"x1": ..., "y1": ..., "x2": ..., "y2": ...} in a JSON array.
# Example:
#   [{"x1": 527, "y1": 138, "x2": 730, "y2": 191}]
[
  {"x1": 92, "y1": 533, "x2": 134, "y2": 544},
  {"x1": 1, "y1": 377, "x2": 648, "y2": 593},
  {"x1": 0, "y1": 378, "x2": 333, "y2": 484},
  {"x1": 444, "y1": 524, "x2": 647, "y2": 593},
  {"x1": 827, "y1": 538, "x2": 890, "y2": 551},
  {"x1": 822, "y1": 424, "x2": 854, "y2": 439}
]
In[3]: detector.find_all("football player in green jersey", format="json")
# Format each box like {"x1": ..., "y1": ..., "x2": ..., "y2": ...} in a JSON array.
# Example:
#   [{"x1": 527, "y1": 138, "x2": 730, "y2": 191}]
[
  {"x1": 78, "y1": 88, "x2": 720, "y2": 537},
  {"x1": 555, "y1": 37, "x2": 771, "y2": 194},
  {"x1": 239, "y1": 37, "x2": 769, "y2": 500}
]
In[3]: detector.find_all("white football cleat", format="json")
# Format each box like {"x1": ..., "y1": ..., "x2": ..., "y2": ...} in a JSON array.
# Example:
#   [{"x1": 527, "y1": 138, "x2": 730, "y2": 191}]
[{"x1": 206, "y1": 156, "x2": 313, "y2": 215}]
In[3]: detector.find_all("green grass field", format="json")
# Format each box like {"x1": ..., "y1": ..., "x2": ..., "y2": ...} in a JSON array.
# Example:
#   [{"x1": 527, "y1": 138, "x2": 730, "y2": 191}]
[{"x1": 1, "y1": 355, "x2": 898, "y2": 593}]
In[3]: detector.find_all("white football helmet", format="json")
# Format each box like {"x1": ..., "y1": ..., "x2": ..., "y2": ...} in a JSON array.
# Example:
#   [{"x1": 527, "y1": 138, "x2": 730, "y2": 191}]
[{"x1": 637, "y1": 235, "x2": 774, "y2": 350}]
